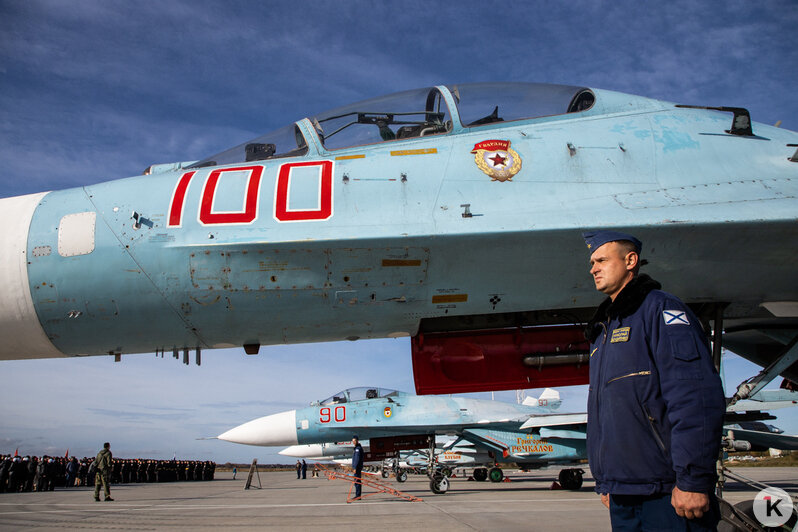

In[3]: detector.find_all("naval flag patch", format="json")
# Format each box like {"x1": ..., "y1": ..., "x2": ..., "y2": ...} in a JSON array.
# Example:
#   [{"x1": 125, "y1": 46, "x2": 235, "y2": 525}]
[{"x1": 663, "y1": 310, "x2": 690, "y2": 325}]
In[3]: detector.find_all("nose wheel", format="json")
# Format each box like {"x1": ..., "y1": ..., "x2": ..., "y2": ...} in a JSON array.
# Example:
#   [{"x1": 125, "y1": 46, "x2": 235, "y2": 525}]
[{"x1": 430, "y1": 473, "x2": 449, "y2": 494}]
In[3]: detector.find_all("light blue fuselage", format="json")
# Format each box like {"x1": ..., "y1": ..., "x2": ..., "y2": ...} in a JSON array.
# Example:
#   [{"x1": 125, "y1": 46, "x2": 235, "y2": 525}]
[
  {"x1": 289, "y1": 393, "x2": 584, "y2": 464},
  {"x1": 7, "y1": 84, "x2": 797, "y2": 358}
]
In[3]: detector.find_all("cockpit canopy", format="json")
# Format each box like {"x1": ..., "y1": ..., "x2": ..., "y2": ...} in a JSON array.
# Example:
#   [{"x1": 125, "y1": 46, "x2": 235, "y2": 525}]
[
  {"x1": 312, "y1": 86, "x2": 452, "y2": 150},
  {"x1": 447, "y1": 82, "x2": 594, "y2": 127},
  {"x1": 316, "y1": 386, "x2": 401, "y2": 406},
  {"x1": 188, "y1": 83, "x2": 594, "y2": 168}
]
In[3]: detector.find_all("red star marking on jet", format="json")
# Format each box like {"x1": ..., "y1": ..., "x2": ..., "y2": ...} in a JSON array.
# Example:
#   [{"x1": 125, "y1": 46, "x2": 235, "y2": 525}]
[{"x1": 489, "y1": 153, "x2": 507, "y2": 167}]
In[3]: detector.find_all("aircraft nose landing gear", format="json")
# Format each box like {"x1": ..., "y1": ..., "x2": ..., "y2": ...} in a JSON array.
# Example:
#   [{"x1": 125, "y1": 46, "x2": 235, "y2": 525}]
[{"x1": 430, "y1": 472, "x2": 449, "y2": 494}]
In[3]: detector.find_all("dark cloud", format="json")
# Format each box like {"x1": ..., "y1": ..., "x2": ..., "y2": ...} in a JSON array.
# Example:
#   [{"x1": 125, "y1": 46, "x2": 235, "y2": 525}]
[{"x1": 2, "y1": 0, "x2": 795, "y2": 196}]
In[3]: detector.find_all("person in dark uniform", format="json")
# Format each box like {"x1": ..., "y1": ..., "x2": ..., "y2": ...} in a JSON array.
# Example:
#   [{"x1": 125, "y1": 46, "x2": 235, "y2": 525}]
[
  {"x1": 19, "y1": 457, "x2": 29, "y2": 491},
  {"x1": 93, "y1": 442, "x2": 114, "y2": 501},
  {"x1": 0, "y1": 455, "x2": 10, "y2": 493},
  {"x1": 7, "y1": 457, "x2": 22, "y2": 492},
  {"x1": 582, "y1": 231, "x2": 725, "y2": 531},
  {"x1": 35, "y1": 456, "x2": 47, "y2": 491},
  {"x1": 44, "y1": 458, "x2": 57, "y2": 491},
  {"x1": 146, "y1": 460, "x2": 156, "y2": 483},
  {"x1": 65, "y1": 457, "x2": 78, "y2": 487},
  {"x1": 351, "y1": 435, "x2": 364, "y2": 500},
  {"x1": 111, "y1": 457, "x2": 121, "y2": 484},
  {"x1": 87, "y1": 458, "x2": 96, "y2": 486},
  {"x1": 24, "y1": 456, "x2": 35, "y2": 491},
  {"x1": 78, "y1": 458, "x2": 88, "y2": 487},
  {"x1": 301, "y1": 459, "x2": 307, "y2": 479},
  {"x1": 120, "y1": 459, "x2": 130, "y2": 484}
]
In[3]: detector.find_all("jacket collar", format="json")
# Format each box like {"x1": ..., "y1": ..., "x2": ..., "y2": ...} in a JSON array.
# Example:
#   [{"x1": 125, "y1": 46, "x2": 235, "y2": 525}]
[{"x1": 584, "y1": 274, "x2": 661, "y2": 342}]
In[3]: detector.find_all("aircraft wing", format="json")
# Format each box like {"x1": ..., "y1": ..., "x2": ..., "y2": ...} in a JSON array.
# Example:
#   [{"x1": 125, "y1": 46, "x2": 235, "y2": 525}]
[
  {"x1": 725, "y1": 428, "x2": 798, "y2": 451},
  {"x1": 519, "y1": 413, "x2": 587, "y2": 431},
  {"x1": 725, "y1": 389, "x2": 798, "y2": 412},
  {"x1": 459, "y1": 429, "x2": 513, "y2": 456},
  {"x1": 722, "y1": 315, "x2": 798, "y2": 386},
  {"x1": 459, "y1": 427, "x2": 585, "y2": 461}
]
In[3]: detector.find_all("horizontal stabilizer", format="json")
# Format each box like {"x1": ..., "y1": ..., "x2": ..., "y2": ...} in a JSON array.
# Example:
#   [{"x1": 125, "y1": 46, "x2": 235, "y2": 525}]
[{"x1": 522, "y1": 388, "x2": 562, "y2": 410}]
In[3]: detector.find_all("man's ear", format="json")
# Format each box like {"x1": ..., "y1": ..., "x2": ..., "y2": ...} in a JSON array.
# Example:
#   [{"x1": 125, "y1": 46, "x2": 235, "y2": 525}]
[{"x1": 625, "y1": 251, "x2": 639, "y2": 271}]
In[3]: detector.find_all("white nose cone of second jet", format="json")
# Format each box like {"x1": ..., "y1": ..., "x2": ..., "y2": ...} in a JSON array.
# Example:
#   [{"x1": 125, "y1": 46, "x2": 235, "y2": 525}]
[
  {"x1": 217, "y1": 410, "x2": 298, "y2": 446},
  {"x1": 279, "y1": 444, "x2": 325, "y2": 458}
]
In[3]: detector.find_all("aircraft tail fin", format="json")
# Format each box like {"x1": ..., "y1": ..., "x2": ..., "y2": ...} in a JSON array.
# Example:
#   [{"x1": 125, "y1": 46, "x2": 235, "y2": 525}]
[{"x1": 522, "y1": 388, "x2": 562, "y2": 410}]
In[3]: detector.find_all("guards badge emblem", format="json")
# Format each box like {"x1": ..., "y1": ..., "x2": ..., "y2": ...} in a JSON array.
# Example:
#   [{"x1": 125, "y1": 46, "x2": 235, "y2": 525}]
[{"x1": 471, "y1": 140, "x2": 522, "y2": 182}]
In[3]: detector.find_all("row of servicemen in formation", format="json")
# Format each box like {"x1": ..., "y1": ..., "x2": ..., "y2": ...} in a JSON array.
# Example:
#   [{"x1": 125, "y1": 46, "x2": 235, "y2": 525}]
[{"x1": 0, "y1": 454, "x2": 216, "y2": 492}]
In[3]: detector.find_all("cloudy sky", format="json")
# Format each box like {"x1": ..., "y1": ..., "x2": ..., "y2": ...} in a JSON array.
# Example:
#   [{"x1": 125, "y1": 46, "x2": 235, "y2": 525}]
[{"x1": 1, "y1": 1, "x2": 796, "y2": 463}]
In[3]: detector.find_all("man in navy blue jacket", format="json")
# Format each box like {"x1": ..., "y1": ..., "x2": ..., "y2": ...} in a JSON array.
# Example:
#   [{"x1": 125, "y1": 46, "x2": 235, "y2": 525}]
[
  {"x1": 351, "y1": 435, "x2": 364, "y2": 500},
  {"x1": 583, "y1": 230, "x2": 725, "y2": 530}
]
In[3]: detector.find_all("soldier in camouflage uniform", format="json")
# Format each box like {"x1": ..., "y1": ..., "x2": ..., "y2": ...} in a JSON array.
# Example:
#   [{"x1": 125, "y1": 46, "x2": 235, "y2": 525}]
[{"x1": 93, "y1": 442, "x2": 114, "y2": 501}]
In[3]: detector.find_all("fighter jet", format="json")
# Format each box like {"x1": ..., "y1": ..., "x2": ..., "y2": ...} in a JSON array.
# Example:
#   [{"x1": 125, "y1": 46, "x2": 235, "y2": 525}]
[
  {"x1": 1, "y1": 82, "x2": 796, "y2": 395},
  {"x1": 216, "y1": 386, "x2": 587, "y2": 492},
  {"x1": 280, "y1": 440, "x2": 516, "y2": 485},
  {"x1": 279, "y1": 439, "x2": 494, "y2": 476}
]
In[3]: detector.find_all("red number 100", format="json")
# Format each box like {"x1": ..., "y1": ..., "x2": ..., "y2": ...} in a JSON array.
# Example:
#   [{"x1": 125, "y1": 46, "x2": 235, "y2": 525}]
[{"x1": 167, "y1": 160, "x2": 333, "y2": 227}]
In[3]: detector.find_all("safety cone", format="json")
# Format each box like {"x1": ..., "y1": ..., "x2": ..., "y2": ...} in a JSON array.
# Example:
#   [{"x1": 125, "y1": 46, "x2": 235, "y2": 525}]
[
  {"x1": 550, "y1": 481, "x2": 563, "y2": 490},
  {"x1": 503, "y1": 477, "x2": 512, "y2": 483}
]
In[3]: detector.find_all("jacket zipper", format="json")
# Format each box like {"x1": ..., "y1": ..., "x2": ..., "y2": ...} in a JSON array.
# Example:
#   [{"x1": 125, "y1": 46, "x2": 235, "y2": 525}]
[
  {"x1": 606, "y1": 370, "x2": 651, "y2": 384},
  {"x1": 642, "y1": 405, "x2": 667, "y2": 454},
  {"x1": 594, "y1": 320, "x2": 609, "y2": 477},
  {"x1": 595, "y1": 320, "x2": 609, "y2": 405}
]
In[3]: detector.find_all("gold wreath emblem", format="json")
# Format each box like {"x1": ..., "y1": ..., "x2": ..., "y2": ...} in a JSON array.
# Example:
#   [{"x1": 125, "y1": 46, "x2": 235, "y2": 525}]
[
  {"x1": 383, "y1": 406, "x2": 392, "y2": 418},
  {"x1": 474, "y1": 146, "x2": 522, "y2": 182}
]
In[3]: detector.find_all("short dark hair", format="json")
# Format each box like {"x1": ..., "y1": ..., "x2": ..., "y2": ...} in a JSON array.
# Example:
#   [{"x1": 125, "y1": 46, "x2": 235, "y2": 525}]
[
  {"x1": 103, "y1": 442, "x2": 110, "y2": 449},
  {"x1": 615, "y1": 240, "x2": 638, "y2": 257}
]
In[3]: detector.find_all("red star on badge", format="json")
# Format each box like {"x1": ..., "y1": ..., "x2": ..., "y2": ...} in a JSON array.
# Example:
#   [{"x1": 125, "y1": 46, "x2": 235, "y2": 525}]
[{"x1": 489, "y1": 153, "x2": 507, "y2": 167}]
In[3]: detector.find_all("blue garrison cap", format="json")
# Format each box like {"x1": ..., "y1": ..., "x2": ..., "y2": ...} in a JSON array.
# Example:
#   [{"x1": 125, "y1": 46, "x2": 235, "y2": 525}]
[{"x1": 582, "y1": 230, "x2": 642, "y2": 254}]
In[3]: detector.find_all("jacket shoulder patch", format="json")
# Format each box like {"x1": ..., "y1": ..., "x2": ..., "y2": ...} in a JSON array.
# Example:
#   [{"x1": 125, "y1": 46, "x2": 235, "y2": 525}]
[{"x1": 663, "y1": 310, "x2": 689, "y2": 325}]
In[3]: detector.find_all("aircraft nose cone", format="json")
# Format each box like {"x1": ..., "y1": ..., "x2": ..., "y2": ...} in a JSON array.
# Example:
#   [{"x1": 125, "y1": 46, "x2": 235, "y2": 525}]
[
  {"x1": 217, "y1": 410, "x2": 298, "y2": 446},
  {"x1": 279, "y1": 444, "x2": 323, "y2": 458}
]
